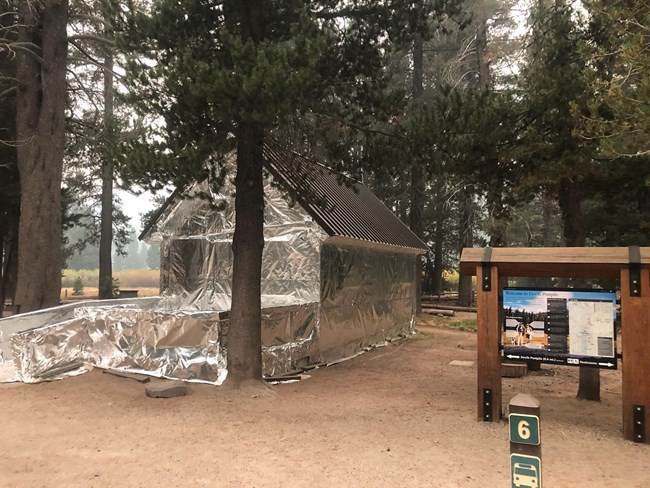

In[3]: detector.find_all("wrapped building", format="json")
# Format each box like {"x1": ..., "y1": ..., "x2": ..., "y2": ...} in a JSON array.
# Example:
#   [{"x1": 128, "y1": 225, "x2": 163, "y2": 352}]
[{"x1": 0, "y1": 146, "x2": 427, "y2": 384}]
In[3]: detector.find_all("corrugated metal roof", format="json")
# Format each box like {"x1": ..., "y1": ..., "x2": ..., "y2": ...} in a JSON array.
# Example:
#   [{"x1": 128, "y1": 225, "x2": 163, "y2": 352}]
[{"x1": 263, "y1": 144, "x2": 429, "y2": 253}]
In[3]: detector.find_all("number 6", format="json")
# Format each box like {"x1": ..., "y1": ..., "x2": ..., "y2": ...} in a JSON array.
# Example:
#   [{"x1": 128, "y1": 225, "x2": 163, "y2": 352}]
[{"x1": 518, "y1": 420, "x2": 531, "y2": 439}]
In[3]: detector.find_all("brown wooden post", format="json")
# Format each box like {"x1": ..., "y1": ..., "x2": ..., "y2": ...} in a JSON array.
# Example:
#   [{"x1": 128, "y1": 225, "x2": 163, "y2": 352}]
[
  {"x1": 476, "y1": 263, "x2": 501, "y2": 421},
  {"x1": 620, "y1": 266, "x2": 650, "y2": 443}
]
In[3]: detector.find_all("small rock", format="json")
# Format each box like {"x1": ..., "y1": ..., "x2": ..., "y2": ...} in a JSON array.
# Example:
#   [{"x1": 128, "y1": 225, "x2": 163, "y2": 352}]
[{"x1": 145, "y1": 380, "x2": 187, "y2": 398}]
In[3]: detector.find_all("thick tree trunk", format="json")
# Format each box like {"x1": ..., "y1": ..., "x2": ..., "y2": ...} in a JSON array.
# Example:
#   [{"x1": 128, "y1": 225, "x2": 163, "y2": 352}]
[
  {"x1": 457, "y1": 186, "x2": 474, "y2": 306},
  {"x1": 1, "y1": 225, "x2": 18, "y2": 310},
  {"x1": 98, "y1": 50, "x2": 114, "y2": 299},
  {"x1": 431, "y1": 213, "x2": 445, "y2": 295},
  {"x1": 541, "y1": 192, "x2": 556, "y2": 246},
  {"x1": 430, "y1": 177, "x2": 446, "y2": 295},
  {"x1": 225, "y1": 122, "x2": 265, "y2": 385},
  {"x1": 558, "y1": 175, "x2": 600, "y2": 401},
  {"x1": 476, "y1": 18, "x2": 490, "y2": 88},
  {"x1": 13, "y1": 1, "x2": 68, "y2": 314},
  {"x1": 0, "y1": 230, "x2": 5, "y2": 311},
  {"x1": 410, "y1": 34, "x2": 426, "y2": 312},
  {"x1": 487, "y1": 185, "x2": 508, "y2": 247},
  {"x1": 411, "y1": 163, "x2": 425, "y2": 311},
  {"x1": 558, "y1": 176, "x2": 585, "y2": 247}
]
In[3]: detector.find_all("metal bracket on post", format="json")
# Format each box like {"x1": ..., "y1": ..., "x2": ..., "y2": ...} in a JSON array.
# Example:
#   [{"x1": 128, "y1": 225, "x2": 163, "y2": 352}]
[
  {"x1": 633, "y1": 404, "x2": 645, "y2": 443},
  {"x1": 629, "y1": 246, "x2": 641, "y2": 297},
  {"x1": 481, "y1": 247, "x2": 493, "y2": 292},
  {"x1": 483, "y1": 388, "x2": 493, "y2": 421}
]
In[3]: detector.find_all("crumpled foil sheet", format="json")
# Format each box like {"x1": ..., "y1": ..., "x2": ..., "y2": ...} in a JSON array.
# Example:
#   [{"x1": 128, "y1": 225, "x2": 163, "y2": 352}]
[
  {"x1": 11, "y1": 307, "x2": 227, "y2": 384},
  {"x1": 1, "y1": 166, "x2": 419, "y2": 384}
]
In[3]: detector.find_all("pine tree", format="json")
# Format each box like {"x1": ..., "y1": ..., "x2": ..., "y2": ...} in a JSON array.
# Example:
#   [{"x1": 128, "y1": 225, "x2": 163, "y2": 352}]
[
  {"x1": 518, "y1": 0, "x2": 601, "y2": 401},
  {"x1": 116, "y1": 1, "x2": 466, "y2": 386},
  {"x1": 72, "y1": 276, "x2": 85, "y2": 296}
]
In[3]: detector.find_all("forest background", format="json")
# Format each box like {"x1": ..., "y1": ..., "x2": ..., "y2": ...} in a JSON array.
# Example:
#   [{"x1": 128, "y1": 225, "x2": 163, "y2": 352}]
[{"x1": 0, "y1": 0, "x2": 648, "y2": 387}]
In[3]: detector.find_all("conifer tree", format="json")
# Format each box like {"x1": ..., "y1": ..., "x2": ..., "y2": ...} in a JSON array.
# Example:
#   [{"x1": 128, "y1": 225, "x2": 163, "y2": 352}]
[
  {"x1": 116, "y1": 1, "x2": 466, "y2": 386},
  {"x1": 519, "y1": 0, "x2": 602, "y2": 400}
]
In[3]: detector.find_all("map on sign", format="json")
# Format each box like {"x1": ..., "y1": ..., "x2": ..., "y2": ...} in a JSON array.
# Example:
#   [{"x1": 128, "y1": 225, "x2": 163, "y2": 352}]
[
  {"x1": 501, "y1": 288, "x2": 617, "y2": 369},
  {"x1": 568, "y1": 300, "x2": 615, "y2": 357}
]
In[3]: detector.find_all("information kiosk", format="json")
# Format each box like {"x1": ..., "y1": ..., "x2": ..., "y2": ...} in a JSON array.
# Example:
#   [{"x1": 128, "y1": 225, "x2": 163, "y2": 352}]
[{"x1": 460, "y1": 246, "x2": 650, "y2": 443}]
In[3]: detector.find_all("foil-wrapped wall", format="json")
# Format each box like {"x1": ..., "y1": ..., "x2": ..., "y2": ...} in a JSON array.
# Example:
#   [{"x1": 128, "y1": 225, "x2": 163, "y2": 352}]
[
  {"x1": 319, "y1": 242, "x2": 417, "y2": 362},
  {"x1": 1, "y1": 168, "x2": 420, "y2": 384},
  {"x1": 158, "y1": 224, "x2": 323, "y2": 311}
]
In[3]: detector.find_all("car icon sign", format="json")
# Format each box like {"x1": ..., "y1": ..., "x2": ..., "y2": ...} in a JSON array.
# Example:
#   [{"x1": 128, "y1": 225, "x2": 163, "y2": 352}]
[{"x1": 513, "y1": 462, "x2": 538, "y2": 487}]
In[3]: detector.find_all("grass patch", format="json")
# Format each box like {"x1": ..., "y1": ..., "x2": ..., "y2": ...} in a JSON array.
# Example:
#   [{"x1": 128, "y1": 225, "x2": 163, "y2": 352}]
[
  {"x1": 62, "y1": 269, "x2": 160, "y2": 288},
  {"x1": 445, "y1": 319, "x2": 477, "y2": 332},
  {"x1": 417, "y1": 314, "x2": 477, "y2": 332}
]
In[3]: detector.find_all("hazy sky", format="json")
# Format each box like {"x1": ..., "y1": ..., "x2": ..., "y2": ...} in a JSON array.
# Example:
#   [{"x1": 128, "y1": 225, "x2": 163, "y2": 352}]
[{"x1": 116, "y1": 189, "x2": 158, "y2": 234}]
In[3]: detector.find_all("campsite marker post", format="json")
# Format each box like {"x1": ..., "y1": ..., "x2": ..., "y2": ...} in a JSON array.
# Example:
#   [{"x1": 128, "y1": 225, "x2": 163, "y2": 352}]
[{"x1": 509, "y1": 394, "x2": 542, "y2": 488}]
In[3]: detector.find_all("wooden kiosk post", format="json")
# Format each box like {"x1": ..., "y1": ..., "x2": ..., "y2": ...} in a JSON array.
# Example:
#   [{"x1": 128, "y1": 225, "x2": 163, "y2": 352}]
[
  {"x1": 460, "y1": 246, "x2": 650, "y2": 442},
  {"x1": 476, "y1": 250, "x2": 502, "y2": 422}
]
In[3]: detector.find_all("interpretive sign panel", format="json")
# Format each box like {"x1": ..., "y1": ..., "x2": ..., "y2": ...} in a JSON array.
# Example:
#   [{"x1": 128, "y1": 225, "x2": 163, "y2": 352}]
[{"x1": 502, "y1": 288, "x2": 617, "y2": 369}]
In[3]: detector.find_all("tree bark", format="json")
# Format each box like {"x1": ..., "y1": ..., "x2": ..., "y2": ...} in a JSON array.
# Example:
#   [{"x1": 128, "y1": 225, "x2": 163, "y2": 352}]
[
  {"x1": 476, "y1": 18, "x2": 490, "y2": 89},
  {"x1": 225, "y1": 121, "x2": 265, "y2": 385},
  {"x1": 457, "y1": 186, "x2": 474, "y2": 306},
  {"x1": 487, "y1": 185, "x2": 508, "y2": 247},
  {"x1": 541, "y1": 192, "x2": 556, "y2": 246},
  {"x1": 1, "y1": 224, "x2": 19, "y2": 310},
  {"x1": 431, "y1": 211, "x2": 445, "y2": 295},
  {"x1": 13, "y1": 0, "x2": 68, "y2": 314},
  {"x1": 558, "y1": 176, "x2": 585, "y2": 247},
  {"x1": 430, "y1": 177, "x2": 446, "y2": 295},
  {"x1": 410, "y1": 33, "x2": 426, "y2": 312},
  {"x1": 98, "y1": 46, "x2": 114, "y2": 299},
  {"x1": 558, "y1": 175, "x2": 600, "y2": 401}
]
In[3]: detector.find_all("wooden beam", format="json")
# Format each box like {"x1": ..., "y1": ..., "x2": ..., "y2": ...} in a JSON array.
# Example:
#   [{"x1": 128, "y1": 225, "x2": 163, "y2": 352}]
[
  {"x1": 460, "y1": 247, "x2": 650, "y2": 279},
  {"x1": 477, "y1": 264, "x2": 502, "y2": 422},
  {"x1": 621, "y1": 267, "x2": 650, "y2": 443}
]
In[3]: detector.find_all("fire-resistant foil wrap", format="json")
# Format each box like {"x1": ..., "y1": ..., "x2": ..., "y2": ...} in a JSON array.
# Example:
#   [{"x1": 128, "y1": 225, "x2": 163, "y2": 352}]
[
  {"x1": 12, "y1": 306, "x2": 226, "y2": 384},
  {"x1": 318, "y1": 241, "x2": 417, "y2": 362},
  {"x1": 1, "y1": 163, "x2": 421, "y2": 384}
]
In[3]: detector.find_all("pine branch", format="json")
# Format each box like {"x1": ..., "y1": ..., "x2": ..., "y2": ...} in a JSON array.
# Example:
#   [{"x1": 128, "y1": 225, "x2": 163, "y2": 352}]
[{"x1": 68, "y1": 34, "x2": 115, "y2": 46}]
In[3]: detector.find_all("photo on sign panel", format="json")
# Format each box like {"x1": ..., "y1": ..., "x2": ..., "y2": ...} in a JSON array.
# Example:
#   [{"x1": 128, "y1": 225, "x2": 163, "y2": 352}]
[{"x1": 501, "y1": 288, "x2": 617, "y2": 369}]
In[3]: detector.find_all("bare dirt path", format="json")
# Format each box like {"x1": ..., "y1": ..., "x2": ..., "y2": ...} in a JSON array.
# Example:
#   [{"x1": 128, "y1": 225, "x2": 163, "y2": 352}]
[{"x1": 1, "y1": 319, "x2": 647, "y2": 487}]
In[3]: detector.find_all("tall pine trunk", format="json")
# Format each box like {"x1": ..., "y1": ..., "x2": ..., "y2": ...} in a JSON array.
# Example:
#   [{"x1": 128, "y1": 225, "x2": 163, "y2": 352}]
[
  {"x1": 457, "y1": 186, "x2": 474, "y2": 306},
  {"x1": 226, "y1": 122, "x2": 265, "y2": 385},
  {"x1": 13, "y1": 1, "x2": 68, "y2": 313},
  {"x1": 410, "y1": 33, "x2": 425, "y2": 312},
  {"x1": 431, "y1": 177, "x2": 445, "y2": 295},
  {"x1": 558, "y1": 175, "x2": 600, "y2": 401},
  {"x1": 1, "y1": 225, "x2": 18, "y2": 310},
  {"x1": 99, "y1": 48, "x2": 114, "y2": 299}
]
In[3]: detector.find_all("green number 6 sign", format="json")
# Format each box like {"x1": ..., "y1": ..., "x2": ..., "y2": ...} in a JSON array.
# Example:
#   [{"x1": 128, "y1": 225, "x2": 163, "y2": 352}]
[{"x1": 509, "y1": 413, "x2": 540, "y2": 445}]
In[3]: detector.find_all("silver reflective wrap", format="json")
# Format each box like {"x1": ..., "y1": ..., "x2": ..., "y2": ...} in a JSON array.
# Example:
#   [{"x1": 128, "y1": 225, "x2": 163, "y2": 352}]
[
  {"x1": 12, "y1": 307, "x2": 227, "y2": 384},
  {"x1": 158, "y1": 224, "x2": 323, "y2": 311},
  {"x1": 319, "y1": 242, "x2": 417, "y2": 362},
  {"x1": 0, "y1": 167, "x2": 421, "y2": 384}
]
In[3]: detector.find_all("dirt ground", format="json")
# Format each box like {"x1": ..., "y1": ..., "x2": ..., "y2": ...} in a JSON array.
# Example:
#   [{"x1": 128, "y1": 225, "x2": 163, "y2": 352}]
[{"x1": 0, "y1": 315, "x2": 648, "y2": 488}]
